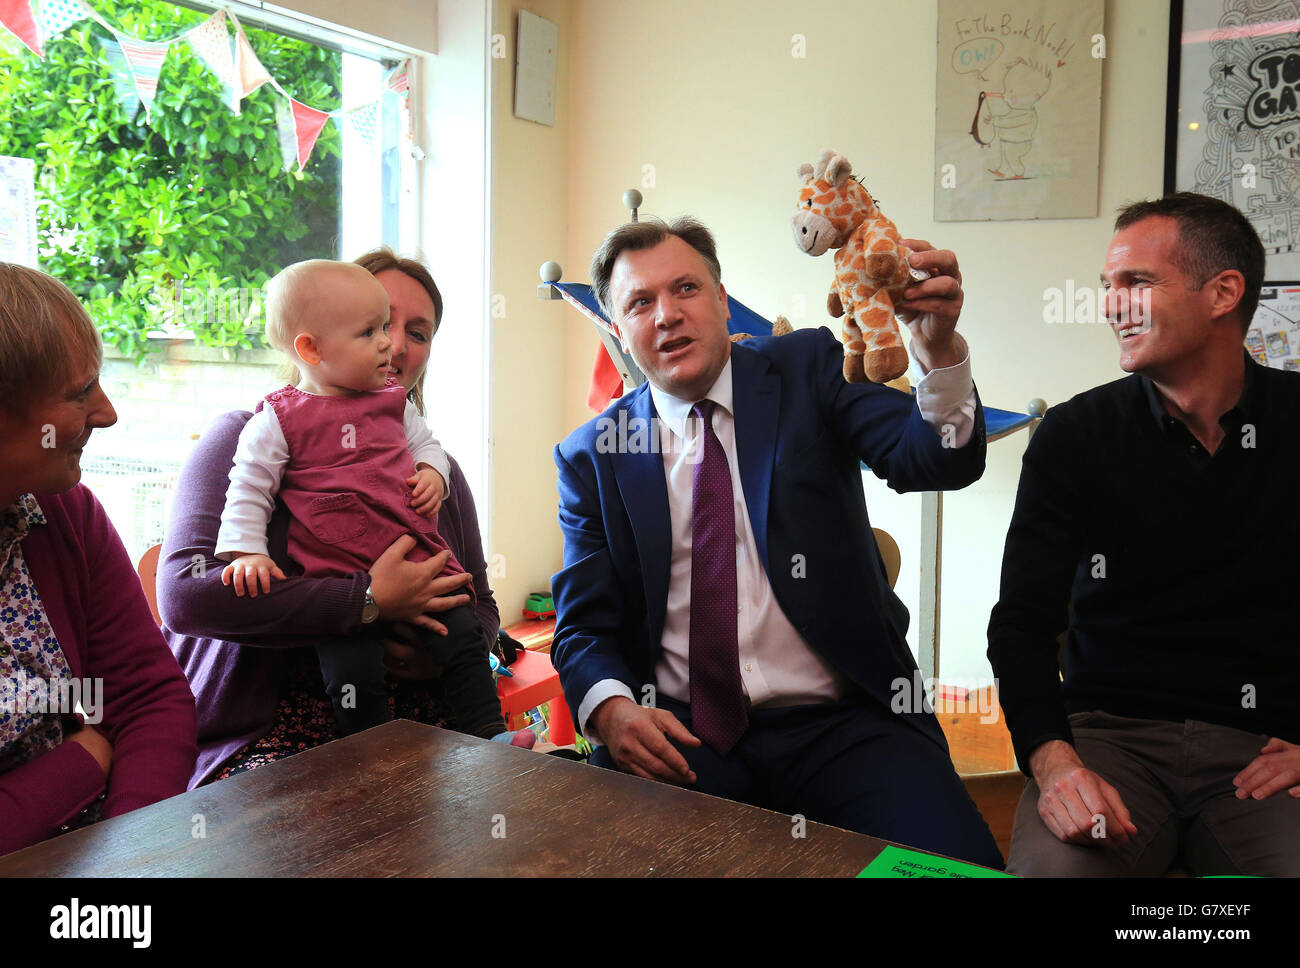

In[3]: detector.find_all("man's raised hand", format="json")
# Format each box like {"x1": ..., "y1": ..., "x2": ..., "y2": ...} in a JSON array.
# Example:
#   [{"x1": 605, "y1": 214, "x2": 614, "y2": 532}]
[{"x1": 897, "y1": 238, "x2": 965, "y2": 371}]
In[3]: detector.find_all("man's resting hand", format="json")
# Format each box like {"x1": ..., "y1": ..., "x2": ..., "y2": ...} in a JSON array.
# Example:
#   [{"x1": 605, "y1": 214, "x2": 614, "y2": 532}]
[
  {"x1": 1234, "y1": 737, "x2": 1300, "y2": 800},
  {"x1": 1029, "y1": 739, "x2": 1138, "y2": 847},
  {"x1": 590, "y1": 696, "x2": 701, "y2": 785}
]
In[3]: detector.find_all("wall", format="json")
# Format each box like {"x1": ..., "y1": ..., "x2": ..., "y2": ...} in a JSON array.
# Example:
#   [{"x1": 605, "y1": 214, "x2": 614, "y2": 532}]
[
  {"x1": 487, "y1": 0, "x2": 575, "y2": 621},
  {"x1": 557, "y1": 0, "x2": 1171, "y2": 680}
]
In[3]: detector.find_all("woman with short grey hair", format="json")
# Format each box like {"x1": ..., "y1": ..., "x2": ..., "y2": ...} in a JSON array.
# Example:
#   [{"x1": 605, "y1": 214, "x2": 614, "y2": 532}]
[{"x1": 0, "y1": 263, "x2": 196, "y2": 855}]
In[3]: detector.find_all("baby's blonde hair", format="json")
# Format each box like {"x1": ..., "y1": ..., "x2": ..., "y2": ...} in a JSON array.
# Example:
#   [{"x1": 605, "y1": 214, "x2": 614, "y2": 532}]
[{"x1": 264, "y1": 260, "x2": 376, "y2": 382}]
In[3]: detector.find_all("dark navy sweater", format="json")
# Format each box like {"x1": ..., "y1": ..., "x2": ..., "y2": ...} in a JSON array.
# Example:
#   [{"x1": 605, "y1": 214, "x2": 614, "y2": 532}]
[{"x1": 988, "y1": 357, "x2": 1299, "y2": 768}]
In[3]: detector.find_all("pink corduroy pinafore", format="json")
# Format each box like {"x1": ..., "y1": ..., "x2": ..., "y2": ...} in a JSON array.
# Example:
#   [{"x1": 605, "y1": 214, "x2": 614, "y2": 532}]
[{"x1": 262, "y1": 383, "x2": 468, "y2": 589}]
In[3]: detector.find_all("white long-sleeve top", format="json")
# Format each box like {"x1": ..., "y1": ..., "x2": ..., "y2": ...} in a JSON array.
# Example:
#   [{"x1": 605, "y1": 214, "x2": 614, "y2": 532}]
[{"x1": 215, "y1": 398, "x2": 449, "y2": 561}]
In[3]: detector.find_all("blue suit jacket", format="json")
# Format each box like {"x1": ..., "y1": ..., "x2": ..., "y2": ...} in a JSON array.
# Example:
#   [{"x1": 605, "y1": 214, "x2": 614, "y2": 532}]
[{"x1": 551, "y1": 326, "x2": 986, "y2": 750}]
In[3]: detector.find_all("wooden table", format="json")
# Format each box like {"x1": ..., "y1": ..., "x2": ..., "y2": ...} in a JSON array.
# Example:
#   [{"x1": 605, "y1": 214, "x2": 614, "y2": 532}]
[{"x1": 0, "y1": 720, "x2": 900, "y2": 877}]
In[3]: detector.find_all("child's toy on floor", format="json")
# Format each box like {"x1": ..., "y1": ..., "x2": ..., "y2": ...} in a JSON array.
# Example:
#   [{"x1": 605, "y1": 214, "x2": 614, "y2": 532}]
[
  {"x1": 523, "y1": 705, "x2": 549, "y2": 743},
  {"x1": 489, "y1": 653, "x2": 514, "y2": 679},
  {"x1": 791, "y1": 148, "x2": 926, "y2": 384},
  {"x1": 522, "y1": 592, "x2": 555, "y2": 620}
]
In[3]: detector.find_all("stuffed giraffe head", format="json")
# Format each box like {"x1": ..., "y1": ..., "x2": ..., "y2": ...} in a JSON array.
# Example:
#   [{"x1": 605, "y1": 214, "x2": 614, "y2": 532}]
[
  {"x1": 792, "y1": 149, "x2": 877, "y2": 257},
  {"x1": 788, "y1": 148, "x2": 914, "y2": 384}
]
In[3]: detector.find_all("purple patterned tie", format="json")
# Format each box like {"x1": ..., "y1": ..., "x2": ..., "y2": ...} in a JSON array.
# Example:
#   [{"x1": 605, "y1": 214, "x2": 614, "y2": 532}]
[{"x1": 688, "y1": 400, "x2": 748, "y2": 754}]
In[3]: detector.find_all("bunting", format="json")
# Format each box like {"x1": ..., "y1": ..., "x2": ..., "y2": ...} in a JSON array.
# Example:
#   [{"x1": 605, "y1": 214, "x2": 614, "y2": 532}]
[
  {"x1": 1, "y1": 0, "x2": 42, "y2": 55},
  {"x1": 112, "y1": 29, "x2": 170, "y2": 121},
  {"x1": 96, "y1": 32, "x2": 140, "y2": 120},
  {"x1": 342, "y1": 100, "x2": 379, "y2": 152},
  {"x1": 275, "y1": 95, "x2": 330, "y2": 172},
  {"x1": 384, "y1": 58, "x2": 409, "y2": 96},
  {"x1": 184, "y1": 9, "x2": 235, "y2": 109},
  {"x1": 3, "y1": 0, "x2": 410, "y2": 176},
  {"x1": 36, "y1": 0, "x2": 94, "y2": 44},
  {"x1": 229, "y1": 12, "x2": 270, "y2": 113}
]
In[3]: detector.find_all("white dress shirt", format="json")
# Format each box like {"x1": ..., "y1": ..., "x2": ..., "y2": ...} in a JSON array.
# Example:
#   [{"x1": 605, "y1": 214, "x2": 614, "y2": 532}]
[
  {"x1": 215, "y1": 397, "x2": 449, "y2": 560},
  {"x1": 578, "y1": 334, "x2": 977, "y2": 740}
]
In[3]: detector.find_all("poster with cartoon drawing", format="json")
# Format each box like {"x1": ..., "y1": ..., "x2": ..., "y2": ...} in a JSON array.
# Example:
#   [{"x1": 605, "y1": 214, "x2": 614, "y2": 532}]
[
  {"x1": 1248, "y1": 285, "x2": 1300, "y2": 371},
  {"x1": 0, "y1": 156, "x2": 37, "y2": 267},
  {"x1": 1171, "y1": 0, "x2": 1300, "y2": 281},
  {"x1": 934, "y1": 0, "x2": 1104, "y2": 221}
]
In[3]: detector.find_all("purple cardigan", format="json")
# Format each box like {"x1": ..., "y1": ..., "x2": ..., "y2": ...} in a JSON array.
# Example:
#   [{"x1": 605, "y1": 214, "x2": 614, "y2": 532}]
[
  {"x1": 0, "y1": 486, "x2": 197, "y2": 855},
  {"x1": 160, "y1": 411, "x2": 500, "y2": 787}
]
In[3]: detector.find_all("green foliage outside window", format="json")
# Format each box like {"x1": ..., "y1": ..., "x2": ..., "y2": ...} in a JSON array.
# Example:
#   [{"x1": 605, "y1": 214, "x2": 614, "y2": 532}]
[{"x1": 0, "y1": 0, "x2": 343, "y2": 357}]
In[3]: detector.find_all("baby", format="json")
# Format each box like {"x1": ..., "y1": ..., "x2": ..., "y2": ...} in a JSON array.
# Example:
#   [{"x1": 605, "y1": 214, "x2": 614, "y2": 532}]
[{"x1": 216, "y1": 259, "x2": 532, "y2": 747}]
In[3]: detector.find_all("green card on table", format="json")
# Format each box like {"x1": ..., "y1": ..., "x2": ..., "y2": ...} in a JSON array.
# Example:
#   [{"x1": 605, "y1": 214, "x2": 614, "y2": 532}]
[{"x1": 858, "y1": 845, "x2": 1014, "y2": 878}]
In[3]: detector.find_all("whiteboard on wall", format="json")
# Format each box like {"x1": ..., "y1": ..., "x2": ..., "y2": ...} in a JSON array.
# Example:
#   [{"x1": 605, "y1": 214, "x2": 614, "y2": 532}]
[{"x1": 514, "y1": 9, "x2": 557, "y2": 126}]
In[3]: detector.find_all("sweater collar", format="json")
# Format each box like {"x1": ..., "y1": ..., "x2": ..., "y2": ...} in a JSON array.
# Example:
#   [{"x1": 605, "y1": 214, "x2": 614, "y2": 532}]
[{"x1": 1140, "y1": 351, "x2": 1259, "y2": 435}]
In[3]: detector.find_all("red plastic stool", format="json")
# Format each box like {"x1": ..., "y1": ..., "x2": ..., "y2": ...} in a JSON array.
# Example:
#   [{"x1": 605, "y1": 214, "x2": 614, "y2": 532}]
[{"x1": 496, "y1": 648, "x2": 576, "y2": 746}]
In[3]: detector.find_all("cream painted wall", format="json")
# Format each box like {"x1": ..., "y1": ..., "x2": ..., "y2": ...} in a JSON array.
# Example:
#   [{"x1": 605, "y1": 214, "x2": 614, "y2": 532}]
[
  {"x1": 487, "y1": 0, "x2": 574, "y2": 622},
  {"x1": 557, "y1": 0, "x2": 1172, "y2": 680}
]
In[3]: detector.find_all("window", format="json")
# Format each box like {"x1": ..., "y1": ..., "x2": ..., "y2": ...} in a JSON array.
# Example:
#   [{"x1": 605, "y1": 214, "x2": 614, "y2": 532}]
[{"x1": 0, "y1": 0, "x2": 418, "y2": 562}]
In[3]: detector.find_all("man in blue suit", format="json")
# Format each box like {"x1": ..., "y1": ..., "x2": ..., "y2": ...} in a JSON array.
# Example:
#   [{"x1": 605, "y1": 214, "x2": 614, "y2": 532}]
[{"x1": 552, "y1": 217, "x2": 1002, "y2": 867}]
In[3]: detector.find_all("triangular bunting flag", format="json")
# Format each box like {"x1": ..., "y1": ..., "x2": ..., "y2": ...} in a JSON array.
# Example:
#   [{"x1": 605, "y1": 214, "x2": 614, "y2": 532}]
[
  {"x1": 97, "y1": 33, "x2": 140, "y2": 121},
  {"x1": 229, "y1": 14, "x2": 271, "y2": 113},
  {"x1": 384, "y1": 58, "x2": 409, "y2": 96},
  {"x1": 36, "y1": 0, "x2": 92, "y2": 45},
  {"x1": 343, "y1": 100, "x2": 379, "y2": 152},
  {"x1": 285, "y1": 97, "x2": 331, "y2": 172},
  {"x1": 113, "y1": 30, "x2": 171, "y2": 122},
  {"x1": 1, "y1": 0, "x2": 43, "y2": 56},
  {"x1": 274, "y1": 97, "x2": 299, "y2": 172},
  {"x1": 185, "y1": 9, "x2": 237, "y2": 109},
  {"x1": 587, "y1": 344, "x2": 624, "y2": 412}
]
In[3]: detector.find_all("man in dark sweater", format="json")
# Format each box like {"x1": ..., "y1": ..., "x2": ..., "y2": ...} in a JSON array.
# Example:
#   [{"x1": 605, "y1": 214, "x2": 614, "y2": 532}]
[{"x1": 988, "y1": 192, "x2": 1300, "y2": 876}]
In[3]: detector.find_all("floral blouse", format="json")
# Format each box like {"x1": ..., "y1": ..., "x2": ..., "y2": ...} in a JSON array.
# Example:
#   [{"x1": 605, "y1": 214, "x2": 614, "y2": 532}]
[{"x1": 0, "y1": 494, "x2": 74, "y2": 771}]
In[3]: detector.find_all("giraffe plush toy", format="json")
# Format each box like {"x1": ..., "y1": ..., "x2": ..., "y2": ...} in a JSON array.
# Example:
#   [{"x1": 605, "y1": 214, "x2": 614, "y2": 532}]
[{"x1": 791, "y1": 149, "x2": 919, "y2": 383}]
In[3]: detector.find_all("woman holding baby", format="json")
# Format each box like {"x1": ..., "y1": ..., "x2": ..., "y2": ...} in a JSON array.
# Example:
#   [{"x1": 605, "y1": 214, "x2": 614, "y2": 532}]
[{"x1": 159, "y1": 249, "x2": 517, "y2": 786}]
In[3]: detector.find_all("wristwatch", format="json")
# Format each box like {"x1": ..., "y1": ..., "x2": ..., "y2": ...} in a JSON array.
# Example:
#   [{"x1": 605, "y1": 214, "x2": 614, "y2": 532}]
[{"x1": 361, "y1": 581, "x2": 380, "y2": 625}]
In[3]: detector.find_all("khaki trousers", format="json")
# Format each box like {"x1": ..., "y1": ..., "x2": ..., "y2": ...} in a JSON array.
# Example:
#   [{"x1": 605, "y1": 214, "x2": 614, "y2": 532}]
[{"x1": 1007, "y1": 711, "x2": 1300, "y2": 877}]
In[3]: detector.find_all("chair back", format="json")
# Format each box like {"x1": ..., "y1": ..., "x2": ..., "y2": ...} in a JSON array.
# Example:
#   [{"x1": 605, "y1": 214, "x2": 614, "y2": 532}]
[
  {"x1": 872, "y1": 527, "x2": 901, "y2": 589},
  {"x1": 136, "y1": 544, "x2": 163, "y2": 626}
]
